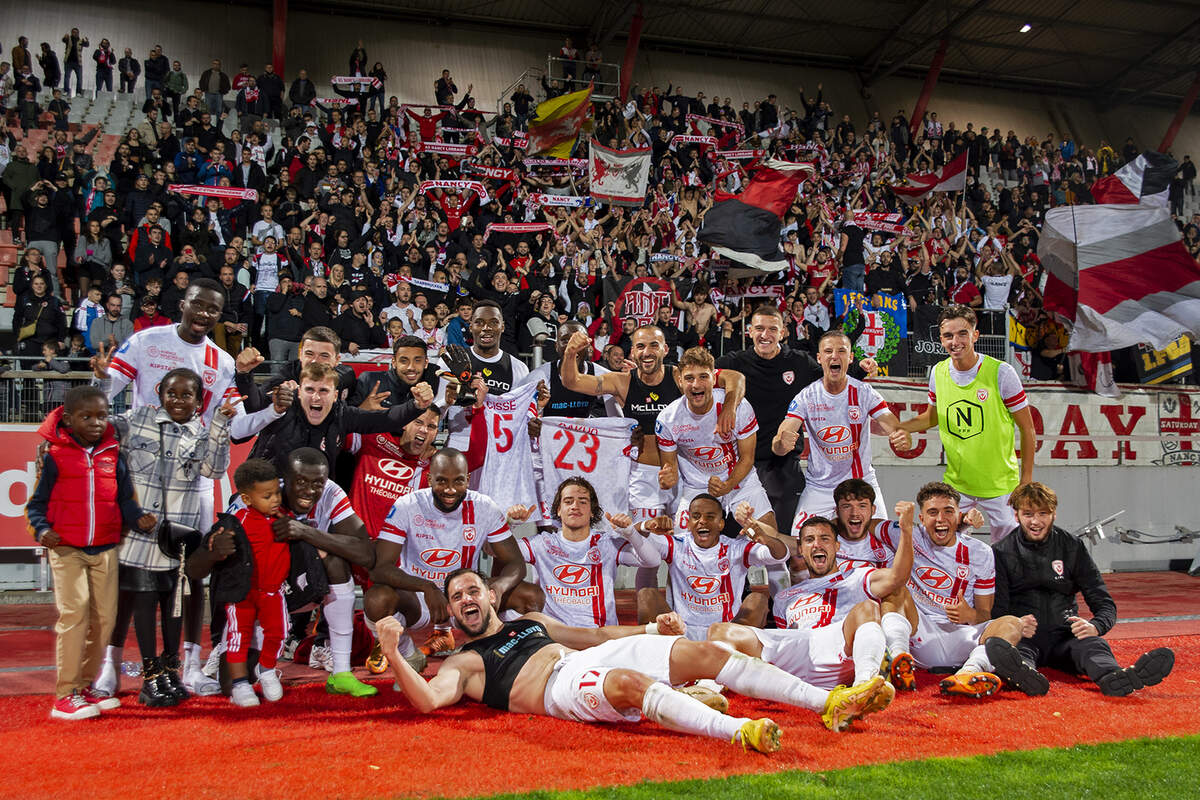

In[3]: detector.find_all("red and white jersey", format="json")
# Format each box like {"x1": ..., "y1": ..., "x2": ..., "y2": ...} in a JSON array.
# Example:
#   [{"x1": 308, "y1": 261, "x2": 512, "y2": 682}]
[
  {"x1": 906, "y1": 524, "x2": 995, "y2": 619},
  {"x1": 477, "y1": 382, "x2": 541, "y2": 518},
  {"x1": 655, "y1": 389, "x2": 758, "y2": 490},
  {"x1": 108, "y1": 325, "x2": 241, "y2": 424},
  {"x1": 414, "y1": 325, "x2": 445, "y2": 357},
  {"x1": 785, "y1": 378, "x2": 889, "y2": 488},
  {"x1": 519, "y1": 529, "x2": 646, "y2": 627},
  {"x1": 227, "y1": 480, "x2": 354, "y2": 533},
  {"x1": 378, "y1": 489, "x2": 511, "y2": 588},
  {"x1": 652, "y1": 534, "x2": 784, "y2": 637},
  {"x1": 837, "y1": 520, "x2": 898, "y2": 570},
  {"x1": 347, "y1": 432, "x2": 430, "y2": 538},
  {"x1": 772, "y1": 566, "x2": 879, "y2": 629}
]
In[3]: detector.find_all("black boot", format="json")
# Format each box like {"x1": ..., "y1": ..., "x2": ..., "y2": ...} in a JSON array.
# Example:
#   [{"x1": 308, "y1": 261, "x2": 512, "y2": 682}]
[
  {"x1": 138, "y1": 657, "x2": 176, "y2": 707},
  {"x1": 160, "y1": 653, "x2": 189, "y2": 702}
]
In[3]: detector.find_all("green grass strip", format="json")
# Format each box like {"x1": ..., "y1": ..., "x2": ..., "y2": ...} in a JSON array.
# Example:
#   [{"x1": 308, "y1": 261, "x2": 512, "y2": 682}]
[{"x1": 441, "y1": 734, "x2": 1199, "y2": 800}]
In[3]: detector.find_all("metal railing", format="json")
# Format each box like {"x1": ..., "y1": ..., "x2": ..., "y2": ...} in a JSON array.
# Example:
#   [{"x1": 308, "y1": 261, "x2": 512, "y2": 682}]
[{"x1": 545, "y1": 56, "x2": 621, "y2": 102}]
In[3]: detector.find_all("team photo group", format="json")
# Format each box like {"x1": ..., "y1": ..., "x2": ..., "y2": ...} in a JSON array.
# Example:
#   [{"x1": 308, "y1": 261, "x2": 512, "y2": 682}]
[{"x1": 31, "y1": 282, "x2": 1176, "y2": 753}]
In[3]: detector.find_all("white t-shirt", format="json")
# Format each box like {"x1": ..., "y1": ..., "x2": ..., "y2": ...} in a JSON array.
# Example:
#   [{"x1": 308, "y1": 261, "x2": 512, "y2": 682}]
[
  {"x1": 377, "y1": 488, "x2": 511, "y2": 588},
  {"x1": 253, "y1": 252, "x2": 284, "y2": 292},
  {"x1": 786, "y1": 377, "x2": 890, "y2": 488},
  {"x1": 654, "y1": 388, "x2": 758, "y2": 491},
  {"x1": 979, "y1": 274, "x2": 1013, "y2": 309},
  {"x1": 927, "y1": 354, "x2": 1027, "y2": 413}
]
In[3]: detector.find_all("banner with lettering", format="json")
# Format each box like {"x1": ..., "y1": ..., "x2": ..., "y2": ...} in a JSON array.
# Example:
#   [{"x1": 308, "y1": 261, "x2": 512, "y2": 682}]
[{"x1": 834, "y1": 290, "x2": 908, "y2": 374}]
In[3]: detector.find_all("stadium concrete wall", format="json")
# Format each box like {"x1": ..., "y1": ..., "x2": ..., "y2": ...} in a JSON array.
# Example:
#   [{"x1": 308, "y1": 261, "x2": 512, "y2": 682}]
[{"x1": 5, "y1": 0, "x2": 1200, "y2": 159}]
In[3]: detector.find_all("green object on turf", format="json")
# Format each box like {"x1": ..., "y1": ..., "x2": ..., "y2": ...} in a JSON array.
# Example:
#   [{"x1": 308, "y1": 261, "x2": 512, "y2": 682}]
[
  {"x1": 447, "y1": 735, "x2": 1200, "y2": 800},
  {"x1": 325, "y1": 671, "x2": 379, "y2": 697}
]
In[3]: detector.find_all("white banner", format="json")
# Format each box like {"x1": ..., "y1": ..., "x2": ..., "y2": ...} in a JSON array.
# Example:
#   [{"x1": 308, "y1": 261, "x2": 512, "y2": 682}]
[
  {"x1": 856, "y1": 380, "x2": 1200, "y2": 468},
  {"x1": 589, "y1": 140, "x2": 650, "y2": 207}
]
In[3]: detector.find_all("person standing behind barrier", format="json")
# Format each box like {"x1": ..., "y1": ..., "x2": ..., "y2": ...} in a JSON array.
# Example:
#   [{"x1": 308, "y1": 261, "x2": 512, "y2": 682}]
[{"x1": 897, "y1": 304, "x2": 1036, "y2": 541}]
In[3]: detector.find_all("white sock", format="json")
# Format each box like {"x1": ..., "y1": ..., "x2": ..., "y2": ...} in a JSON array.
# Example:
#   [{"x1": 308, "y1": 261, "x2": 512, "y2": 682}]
[
  {"x1": 182, "y1": 642, "x2": 199, "y2": 672},
  {"x1": 641, "y1": 681, "x2": 745, "y2": 741},
  {"x1": 880, "y1": 612, "x2": 912, "y2": 657},
  {"x1": 325, "y1": 581, "x2": 356, "y2": 675},
  {"x1": 852, "y1": 622, "x2": 886, "y2": 684},
  {"x1": 364, "y1": 617, "x2": 378, "y2": 637},
  {"x1": 714, "y1": 651, "x2": 829, "y2": 712},
  {"x1": 959, "y1": 644, "x2": 992, "y2": 674},
  {"x1": 94, "y1": 645, "x2": 122, "y2": 692}
]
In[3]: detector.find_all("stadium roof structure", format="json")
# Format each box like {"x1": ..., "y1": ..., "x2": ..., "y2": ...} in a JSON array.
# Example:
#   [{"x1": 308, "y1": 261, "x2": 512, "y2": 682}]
[{"x1": 315, "y1": 0, "x2": 1200, "y2": 108}]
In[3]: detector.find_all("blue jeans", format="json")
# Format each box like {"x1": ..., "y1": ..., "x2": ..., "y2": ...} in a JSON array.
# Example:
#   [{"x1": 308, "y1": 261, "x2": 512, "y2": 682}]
[
  {"x1": 64, "y1": 62, "x2": 84, "y2": 94},
  {"x1": 842, "y1": 263, "x2": 866, "y2": 294},
  {"x1": 205, "y1": 92, "x2": 223, "y2": 116},
  {"x1": 145, "y1": 79, "x2": 162, "y2": 100},
  {"x1": 94, "y1": 67, "x2": 112, "y2": 94}
]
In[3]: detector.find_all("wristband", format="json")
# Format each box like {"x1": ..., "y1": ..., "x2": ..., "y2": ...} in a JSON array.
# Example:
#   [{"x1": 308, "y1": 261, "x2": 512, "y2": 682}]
[{"x1": 645, "y1": 622, "x2": 659, "y2": 635}]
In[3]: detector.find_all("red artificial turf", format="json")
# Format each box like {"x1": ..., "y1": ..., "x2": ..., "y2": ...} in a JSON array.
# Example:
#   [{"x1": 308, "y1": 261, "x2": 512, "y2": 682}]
[{"x1": 2, "y1": 635, "x2": 1198, "y2": 800}]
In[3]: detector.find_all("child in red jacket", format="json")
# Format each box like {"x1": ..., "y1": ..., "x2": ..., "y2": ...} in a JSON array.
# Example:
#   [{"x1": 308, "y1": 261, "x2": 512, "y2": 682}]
[{"x1": 26, "y1": 386, "x2": 157, "y2": 720}]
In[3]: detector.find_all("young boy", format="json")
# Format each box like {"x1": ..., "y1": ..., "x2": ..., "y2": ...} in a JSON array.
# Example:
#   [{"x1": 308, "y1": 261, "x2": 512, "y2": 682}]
[
  {"x1": 204, "y1": 459, "x2": 291, "y2": 707},
  {"x1": 415, "y1": 308, "x2": 444, "y2": 357},
  {"x1": 26, "y1": 386, "x2": 157, "y2": 720},
  {"x1": 385, "y1": 317, "x2": 405, "y2": 349}
]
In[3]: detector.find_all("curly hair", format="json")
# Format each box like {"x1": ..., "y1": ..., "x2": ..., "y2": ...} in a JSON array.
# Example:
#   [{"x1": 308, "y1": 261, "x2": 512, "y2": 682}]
[{"x1": 550, "y1": 477, "x2": 603, "y2": 525}]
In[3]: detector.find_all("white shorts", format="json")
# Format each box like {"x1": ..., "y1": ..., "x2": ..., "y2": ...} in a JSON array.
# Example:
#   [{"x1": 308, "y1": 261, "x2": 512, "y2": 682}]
[
  {"x1": 675, "y1": 476, "x2": 772, "y2": 527},
  {"x1": 397, "y1": 591, "x2": 459, "y2": 632},
  {"x1": 629, "y1": 461, "x2": 676, "y2": 521},
  {"x1": 542, "y1": 634, "x2": 679, "y2": 723},
  {"x1": 957, "y1": 492, "x2": 1017, "y2": 542},
  {"x1": 752, "y1": 624, "x2": 852, "y2": 689},
  {"x1": 790, "y1": 476, "x2": 888, "y2": 537},
  {"x1": 910, "y1": 606, "x2": 989, "y2": 669}
]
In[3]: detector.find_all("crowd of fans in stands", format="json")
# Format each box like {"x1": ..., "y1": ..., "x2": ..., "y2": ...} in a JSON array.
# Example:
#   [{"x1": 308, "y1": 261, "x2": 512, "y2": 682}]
[{"x1": 1, "y1": 31, "x2": 1198, "y2": 385}]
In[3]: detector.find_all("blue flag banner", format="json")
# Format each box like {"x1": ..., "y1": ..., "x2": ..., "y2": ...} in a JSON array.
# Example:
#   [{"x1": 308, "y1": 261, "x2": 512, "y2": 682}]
[{"x1": 834, "y1": 290, "x2": 908, "y2": 369}]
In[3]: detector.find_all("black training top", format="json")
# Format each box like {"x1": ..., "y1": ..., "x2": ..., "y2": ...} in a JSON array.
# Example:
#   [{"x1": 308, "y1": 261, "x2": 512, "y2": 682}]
[
  {"x1": 459, "y1": 618, "x2": 556, "y2": 710},
  {"x1": 624, "y1": 369, "x2": 683, "y2": 435}
]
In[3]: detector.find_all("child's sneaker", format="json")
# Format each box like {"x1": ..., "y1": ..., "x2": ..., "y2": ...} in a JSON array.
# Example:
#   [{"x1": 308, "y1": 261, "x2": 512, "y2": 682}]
[
  {"x1": 308, "y1": 644, "x2": 334, "y2": 673},
  {"x1": 51, "y1": 691, "x2": 101, "y2": 720},
  {"x1": 258, "y1": 668, "x2": 284, "y2": 702},
  {"x1": 79, "y1": 686, "x2": 120, "y2": 711},
  {"x1": 201, "y1": 643, "x2": 225, "y2": 679},
  {"x1": 230, "y1": 681, "x2": 260, "y2": 707}
]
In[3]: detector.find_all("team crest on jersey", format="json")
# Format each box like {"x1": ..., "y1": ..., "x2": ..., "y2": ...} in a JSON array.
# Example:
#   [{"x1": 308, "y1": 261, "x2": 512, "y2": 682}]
[
  {"x1": 955, "y1": 564, "x2": 969, "y2": 579},
  {"x1": 462, "y1": 526, "x2": 477, "y2": 543},
  {"x1": 847, "y1": 406, "x2": 862, "y2": 422},
  {"x1": 717, "y1": 557, "x2": 730, "y2": 573},
  {"x1": 872, "y1": 546, "x2": 887, "y2": 561},
  {"x1": 782, "y1": 370, "x2": 795, "y2": 385},
  {"x1": 586, "y1": 547, "x2": 601, "y2": 563},
  {"x1": 977, "y1": 388, "x2": 989, "y2": 401},
  {"x1": 202, "y1": 369, "x2": 218, "y2": 387},
  {"x1": 1051, "y1": 559, "x2": 1064, "y2": 576}
]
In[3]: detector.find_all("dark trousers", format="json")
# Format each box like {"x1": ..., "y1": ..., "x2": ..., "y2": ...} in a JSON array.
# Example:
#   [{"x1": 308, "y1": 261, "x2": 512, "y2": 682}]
[
  {"x1": 1017, "y1": 627, "x2": 1121, "y2": 683},
  {"x1": 755, "y1": 453, "x2": 804, "y2": 532}
]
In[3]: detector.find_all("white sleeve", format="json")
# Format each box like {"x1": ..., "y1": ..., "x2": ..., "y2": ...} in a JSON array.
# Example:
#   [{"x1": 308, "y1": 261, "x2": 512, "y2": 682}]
[
  {"x1": 614, "y1": 525, "x2": 664, "y2": 568},
  {"x1": 511, "y1": 357, "x2": 530, "y2": 384},
  {"x1": 229, "y1": 403, "x2": 285, "y2": 439},
  {"x1": 747, "y1": 541, "x2": 787, "y2": 566},
  {"x1": 996, "y1": 361, "x2": 1028, "y2": 413},
  {"x1": 734, "y1": 399, "x2": 758, "y2": 440}
]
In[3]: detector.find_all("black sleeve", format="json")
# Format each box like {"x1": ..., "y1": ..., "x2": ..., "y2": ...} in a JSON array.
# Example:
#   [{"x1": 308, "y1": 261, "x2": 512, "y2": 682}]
[
  {"x1": 1073, "y1": 538, "x2": 1117, "y2": 635},
  {"x1": 341, "y1": 398, "x2": 422, "y2": 434},
  {"x1": 991, "y1": 547, "x2": 1011, "y2": 619}
]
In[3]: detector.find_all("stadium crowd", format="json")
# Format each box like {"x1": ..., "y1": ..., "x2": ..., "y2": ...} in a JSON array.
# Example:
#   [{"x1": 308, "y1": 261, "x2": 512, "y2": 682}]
[{"x1": 4, "y1": 31, "x2": 1179, "y2": 745}]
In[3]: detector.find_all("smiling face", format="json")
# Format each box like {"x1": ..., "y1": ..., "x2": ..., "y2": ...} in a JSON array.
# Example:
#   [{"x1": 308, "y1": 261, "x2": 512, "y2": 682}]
[
  {"x1": 284, "y1": 458, "x2": 328, "y2": 516},
  {"x1": 938, "y1": 316, "x2": 979, "y2": 364},
  {"x1": 428, "y1": 452, "x2": 469, "y2": 512},
  {"x1": 446, "y1": 571, "x2": 496, "y2": 636},
  {"x1": 1016, "y1": 503, "x2": 1055, "y2": 542},
  {"x1": 749, "y1": 311, "x2": 783, "y2": 358},
  {"x1": 470, "y1": 306, "x2": 503, "y2": 354},
  {"x1": 630, "y1": 327, "x2": 666, "y2": 376},
  {"x1": 391, "y1": 346, "x2": 427, "y2": 385},
  {"x1": 919, "y1": 493, "x2": 960, "y2": 547},
  {"x1": 678, "y1": 363, "x2": 714, "y2": 413},
  {"x1": 687, "y1": 497, "x2": 725, "y2": 549},
  {"x1": 800, "y1": 520, "x2": 840, "y2": 576},
  {"x1": 817, "y1": 333, "x2": 853, "y2": 384},
  {"x1": 159, "y1": 373, "x2": 201, "y2": 423},
  {"x1": 178, "y1": 287, "x2": 224, "y2": 343},
  {"x1": 299, "y1": 375, "x2": 338, "y2": 426},
  {"x1": 555, "y1": 483, "x2": 594, "y2": 533}
]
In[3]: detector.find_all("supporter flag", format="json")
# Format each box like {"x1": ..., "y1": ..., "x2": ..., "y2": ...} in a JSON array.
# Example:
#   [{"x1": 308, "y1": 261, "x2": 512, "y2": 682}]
[
  {"x1": 891, "y1": 151, "x2": 967, "y2": 204},
  {"x1": 1090, "y1": 150, "x2": 1175, "y2": 207},
  {"x1": 589, "y1": 140, "x2": 651, "y2": 206},
  {"x1": 697, "y1": 159, "x2": 814, "y2": 272},
  {"x1": 526, "y1": 86, "x2": 593, "y2": 158}
]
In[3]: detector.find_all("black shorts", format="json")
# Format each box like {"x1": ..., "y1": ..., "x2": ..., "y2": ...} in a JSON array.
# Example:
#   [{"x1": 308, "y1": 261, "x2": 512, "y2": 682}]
[{"x1": 119, "y1": 564, "x2": 178, "y2": 593}]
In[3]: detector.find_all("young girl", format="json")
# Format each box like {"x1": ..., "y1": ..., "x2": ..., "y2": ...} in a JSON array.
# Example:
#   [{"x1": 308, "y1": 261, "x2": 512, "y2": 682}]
[{"x1": 93, "y1": 368, "x2": 236, "y2": 707}]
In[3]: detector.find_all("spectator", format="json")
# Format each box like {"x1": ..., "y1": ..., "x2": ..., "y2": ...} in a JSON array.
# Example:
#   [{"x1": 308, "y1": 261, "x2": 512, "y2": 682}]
[
  {"x1": 91, "y1": 38, "x2": 114, "y2": 94},
  {"x1": 164, "y1": 59, "x2": 188, "y2": 118},
  {"x1": 133, "y1": 296, "x2": 171, "y2": 331},
  {"x1": 288, "y1": 68, "x2": 316, "y2": 111},
  {"x1": 199, "y1": 59, "x2": 231, "y2": 117},
  {"x1": 143, "y1": 45, "x2": 169, "y2": 100},
  {"x1": 38, "y1": 42, "x2": 61, "y2": 89},
  {"x1": 88, "y1": 293, "x2": 135, "y2": 351},
  {"x1": 14, "y1": 274, "x2": 66, "y2": 356},
  {"x1": 118, "y1": 48, "x2": 140, "y2": 94}
]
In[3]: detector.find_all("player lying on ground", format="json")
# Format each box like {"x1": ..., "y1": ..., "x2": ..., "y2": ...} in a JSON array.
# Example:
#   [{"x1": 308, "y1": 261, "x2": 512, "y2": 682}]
[{"x1": 377, "y1": 569, "x2": 895, "y2": 751}]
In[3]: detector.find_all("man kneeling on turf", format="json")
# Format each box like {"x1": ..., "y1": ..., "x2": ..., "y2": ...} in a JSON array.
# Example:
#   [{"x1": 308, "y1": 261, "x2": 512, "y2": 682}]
[
  {"x1": 992, "y1": 482, "x2": 1174, "y2": 697},
  {"x1": 377, "y1": 568, "x2": 892, "y2": 751}
]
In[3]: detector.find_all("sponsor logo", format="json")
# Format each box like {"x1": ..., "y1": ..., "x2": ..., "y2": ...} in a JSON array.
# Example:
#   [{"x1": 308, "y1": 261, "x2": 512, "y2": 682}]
[
  {"x1": 687, "y1": 576, "x2": 720, "y2": 595},
  {"x1": 915, "y1": 565, "x2": 952, "y2": 590},
  {"x1": 377, "y1": 459, "x2": 415, "y2": 482},
  {"x1": 420, "y1": 548, "x2": 460, "y2": 568},
  {"x1": 818, "y1": 425, "x2": 851, "y2": 444},
  {"x1": 553, "y1": 564, "x2": 592, "y2": 585},
  {"x1": 649, "y1": 392, "x2": 659, "y2": 402},
  {"x1": 782, "y1": 370, "x2": 794, "y2": 385}
]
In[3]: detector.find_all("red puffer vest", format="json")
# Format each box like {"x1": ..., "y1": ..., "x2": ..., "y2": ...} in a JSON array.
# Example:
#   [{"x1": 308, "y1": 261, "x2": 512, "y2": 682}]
[{"x1": 37, "y1": 407, "x2": 125, "y2": 548}]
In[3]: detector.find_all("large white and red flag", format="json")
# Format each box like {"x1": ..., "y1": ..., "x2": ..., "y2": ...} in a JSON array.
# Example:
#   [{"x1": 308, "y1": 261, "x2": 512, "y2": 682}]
[
  {"x1": 588, "y1": 140, "x2": 651, "y2": 206},
  {"x1": 891, "y1": 151, "x2": 967, "y2": 203}
]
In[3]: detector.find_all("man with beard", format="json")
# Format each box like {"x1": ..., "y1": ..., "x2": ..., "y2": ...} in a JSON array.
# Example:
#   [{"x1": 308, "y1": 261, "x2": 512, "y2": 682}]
[
  {"x1": 363, "y1": 449, "x2": 526, "y2": 670},
  {"x1": 376, "y1": 567, "x2": 892, "y2": 749},
  {"x1": 188, "y1": 448, "x2": 378, "y2": 697},
  {"x1": 772, "y1": 330, "x2": 910, "y2": 532},
  {"x1": 93, "y1": 278, "x2": 289, "y2": 696},
  {"x1": 707, "y1": 503, "x2": 914, "y2": 728},
  {"x1": 352, "y1": 335, "x2": 442, "y2": 410},
  {"x1": 992, "y1": 482, "x2": 1174, "y2": 697}
]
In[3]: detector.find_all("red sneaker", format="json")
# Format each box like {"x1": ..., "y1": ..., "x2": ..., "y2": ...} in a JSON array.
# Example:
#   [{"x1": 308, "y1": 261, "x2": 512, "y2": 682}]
[
  {"x1": 51, "y1": 691, "x2": 101, "y2": 720},
  {"x1": 80, "y1": 686, "x2": 121, "y2": 710}
]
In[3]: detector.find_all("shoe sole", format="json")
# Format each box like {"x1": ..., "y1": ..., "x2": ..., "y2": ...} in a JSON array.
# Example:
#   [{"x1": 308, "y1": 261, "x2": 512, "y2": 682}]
[
  {"x1": 822, "y1": 679, "x2": 881, "y2": 732},
  {"x1": 985, "y1": 638, "x2": 1049, "y2": 697},
  {"x1": 862, "y1": 680, "x2": 896, "y2": 715},
  {"x1": 939, "y1": 674, "x2": 1001, "y2": 698},
  {"x1": 890, "y1": 653, "x2": 917, "y2": 691},
  {"x1": 92, "y1": 698, "x2": 121, "y2": 711},
  {"x1": 678, "y1": 686, "x2": 730, "y2": 714},
  {"x1": 51, "y1": 707, "x2": 100, "y2": 720},
  {"x1": 1133, "y1": 648, "x2": 1175, "y2": 687}
]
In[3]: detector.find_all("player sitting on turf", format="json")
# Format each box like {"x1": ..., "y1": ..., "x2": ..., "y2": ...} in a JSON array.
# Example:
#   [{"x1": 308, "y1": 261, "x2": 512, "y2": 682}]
[
  {"x1": 892, "y1": 481, "x2": 1048, "y2": 698},
  {"x1": 655, "y1": 347, "x2": 775, "y2": 531},
  {"x1": 706, "y1": 504, "x2": 914, "y2": 729},
  {"x1": 992, "y1": 482, "x2": 1174, "y2": 697},
  {"x1": 363, "y1": 448, "x2": 526, "y2": 674},
  {"x1": 504, "y1": 477, "x2": 663, "y2": 626},
  {"x1": 377, "y1": 568, "x2": 894, "y2": 752},
  {"x1": 635, "y1": 494, "x2": 790, "y2": 633}
]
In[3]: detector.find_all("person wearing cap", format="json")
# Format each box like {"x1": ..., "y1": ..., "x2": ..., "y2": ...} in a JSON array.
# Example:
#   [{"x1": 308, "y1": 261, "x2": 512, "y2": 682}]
[
  {"x1": 334, "y1": 289, "x2": 387, "y2": 355},
  {"x1": 133, "y1": 295, "x2": 171, "y2": 331}
]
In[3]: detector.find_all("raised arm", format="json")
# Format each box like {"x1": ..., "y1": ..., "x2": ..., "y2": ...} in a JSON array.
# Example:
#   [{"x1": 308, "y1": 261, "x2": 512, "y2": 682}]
[
  {"x1": 867, "y1": 501, "x2": 914, "y2": 598},
  {"x1": 561, "y1": 330, "x2": 629, "y2": 401}
]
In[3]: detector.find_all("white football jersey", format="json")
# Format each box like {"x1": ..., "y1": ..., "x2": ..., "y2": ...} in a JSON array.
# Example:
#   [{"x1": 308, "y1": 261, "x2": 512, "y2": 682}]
[
  {"x1": 109, "y1": 325, "x2": 240, "y2": 424},
  {"x1": 519, "y1": 529, "x2": 649, "y2": 627},
  {"x1": 837, "y1": 520, "x2": 899, "y2": 571},
  {"x1": 476, "y1": 382, "x2": 541, "y2": 517},
  {"x1": 772, "y1": 566, "x2": 878, "y2": 629},
  {"x1": 652, "y1": 534, "x2": 784, "y2": 638},
  {"x1": 785, "y1": 377, "x2": 889, "y2": 488},
  {"x1": 537, "y1": 416, "x2": 637, "y2": 517},
  {"x1": 227, "y1": 479, "x2": 355, "y2": 532},
  {"x1": 654, "y1": 389, "x2": 758, "y2": 490},
  {"x1": 906, "y1": 524, "x2": 996, "y2": 620},
  {"x1": 378, "y1": 488, "x2": 511, "y2": 587}
]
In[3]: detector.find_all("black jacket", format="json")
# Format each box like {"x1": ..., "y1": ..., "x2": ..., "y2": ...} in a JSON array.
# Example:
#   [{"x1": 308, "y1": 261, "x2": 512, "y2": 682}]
[
  {"x1": 235, "y1": 358, "x2": 358, "y2": 413},
  {"x1": 247, "y1": 398, "x2": 423, "y2": 472},
  {"x1": 350, "y1": 364, "x2": 441, "y2": 408},
  {"x1": 715, "y1": 345, "x2": 822, "y2": 461},
  {"x1": 992, "y1": 525, "x2": 1118, "y2": 637}
]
